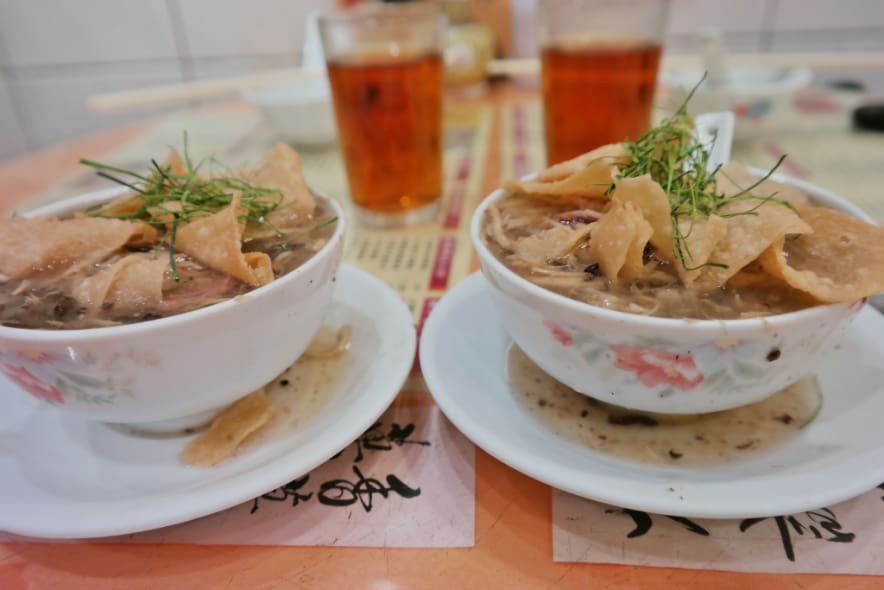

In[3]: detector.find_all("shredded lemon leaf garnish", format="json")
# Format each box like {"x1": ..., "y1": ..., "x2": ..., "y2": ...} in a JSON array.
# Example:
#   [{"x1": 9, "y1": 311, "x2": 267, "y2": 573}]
[
  {"x1": 612, "y1": 79, "x2": 796, "y2": 270},
  {"x1": 80, "y1": 135, "x2": 283, "y2": 281}
]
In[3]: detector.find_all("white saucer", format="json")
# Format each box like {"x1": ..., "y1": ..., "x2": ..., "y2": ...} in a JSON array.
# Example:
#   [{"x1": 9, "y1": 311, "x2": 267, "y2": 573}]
[
  {"x1": 420, "y1": 272, "x2": 884, "y2": 519},
  {"x1": 0, "y1": 265, "x2": 415, "y2": 538}
]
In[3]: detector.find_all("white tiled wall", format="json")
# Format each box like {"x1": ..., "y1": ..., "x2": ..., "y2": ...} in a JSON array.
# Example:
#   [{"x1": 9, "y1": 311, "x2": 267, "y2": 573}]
[
  {"x1": 10, "y1": 62, "x2": 185, "y2": 148},
  {"x1": 0, "y1": 0, "x2": 330, "y2": 161},
  {"x1": 771, "y1": 0, "x2": 884, "y2": 31},
  {"x1": 0, "y1": 0, "x2": 883, "y2": 162},
  {"x1": 0, "y1": 0, "x2": 179, "y2": 66},
  {"x1": 176, "y1": 0, "x2": 321, "y2": 58},
  {"x1": 667, "y1": 0, "x2": 771, "y2": 34}
]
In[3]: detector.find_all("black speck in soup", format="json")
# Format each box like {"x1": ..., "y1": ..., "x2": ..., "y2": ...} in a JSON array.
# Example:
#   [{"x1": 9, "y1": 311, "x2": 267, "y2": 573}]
[
  {"x1": 607, "y1": 413, "x2": 659, "y2": 427},
  {"x1": 584, "y1": 263, "x2": 601, "y2": 276}
]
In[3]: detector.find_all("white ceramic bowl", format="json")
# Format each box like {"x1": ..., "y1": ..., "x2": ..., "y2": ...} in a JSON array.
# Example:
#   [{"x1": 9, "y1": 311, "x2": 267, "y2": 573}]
[
  {"x1": 0, "y1": 187, "x2": 345, "y2": 430},
  {"x1": 243, "y1": 80, "x2": 337, "y2": 147},
  {"x1": 471, "y1": 172, "x2": 867, "y2": 414}
]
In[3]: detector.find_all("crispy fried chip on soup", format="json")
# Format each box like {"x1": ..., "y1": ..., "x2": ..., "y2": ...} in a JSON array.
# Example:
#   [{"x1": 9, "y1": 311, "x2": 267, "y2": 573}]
[
  {"x1": 673, "y1": 215, "x2": 728, "y2": 284},
  {"x1": 73, "y1": 253, "x2": 167, "y2": 312},
  {"x1": 0, "y1": 217, "x2": 141, "y2": 279},
  {"x1": 245, "y1": 142, "x2": 316, "y2": 227},
  {"x1": 693, "y1": 199, "x2": 812, "y2": 290},
  {"x1": 589, "y1": 200, "x2": 653, "y2": 281},
  {"x1": 181, "y1": 389, "x2": 275, "y2": 467},
  {"x1": 610, "y1": 175, "x2": 672, "y2": 254},
  {"x1": 126, "y1": 223, "x2": 160, "y2": 249},
  {"x1": 162, "y1": 148, "x2": 188, "y2": 176},
  {"x1": 512, "y1": 223, "x2": 594, "y2": 267},
  {"x1": 94, "y1": 194, "x2": 147, "y2": 218},
  {"x1": 175, "y1": 193, "x2": 273, "y2": 287},
  {"x1": 610, "y1": 175, "x2": 727, "y2": 283},
  {"x1": 757, "y1": 206, "x2": 884, "y2": 303},
  {"x1": 505, "y1": 145, "x2": 624, "y2": 205},
  {"x1": 536, "y1": 143, "x2": 627, "y2": 183},
  {"x1": 716, "y1": 161, "x2": 810, "y2": 208}
]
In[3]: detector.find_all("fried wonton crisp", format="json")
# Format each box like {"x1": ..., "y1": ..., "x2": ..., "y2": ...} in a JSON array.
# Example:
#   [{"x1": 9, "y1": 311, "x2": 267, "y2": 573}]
[
  {"x1": 181, "y1": 389, "x2": 275, "y2": 467},
  {"x1": 694, "y1": 198, "x2": 812, "y2": 290},
  {"x1": 589, "y1": 200, "x2": 653, "y2": 281},
  {"x1": 716, "y1": 162, "x2": 810, "y2": 208},
  {"x1": 610, "y1": 175, "x2": 727, "y2": 283},
  {"x1": 175, "y1": 194, "x2": 273, "y2": 287},
  {"x1": 758, "y1": 206, "x2": 884, "y2": 303},
  {"x1": 672, "y1": 215, "x2": 729, "y2": 284},
  {"x1": 610, "y1": 174, "x2": 672, "y2": 257},
  {"x1": 505, "y1": 144, "x2": 626, "y2": 206},
  {"x1": 74, "y1": 253, "x2": 167, "y2": 312},
  {"x1": 0, "y1": 217, "x2": 141, "y2": 279},
  {"x1": 536, "y1": 143, "x2": 627, "y2": 183},
  {"x1": 512, "y1": 223, "x2": 593, "y2": 267},
  {"x1": 246, "y1": 142, "x2": 316, "y2": 228}
]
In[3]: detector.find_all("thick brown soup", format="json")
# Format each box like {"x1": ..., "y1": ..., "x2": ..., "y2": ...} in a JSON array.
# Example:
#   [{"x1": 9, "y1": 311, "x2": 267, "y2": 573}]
[
  {"x1": 0, "y1": 197, "x2": 337, "y2": 330},
  {"x1": 485, "y1": 95, "x2": 884, "y2": 320},
  {"x1": 0, "y1": 142, "x2": 338, "y2": 330},
  {"x1": 482, "y1": 191, "x2": 820, "y2": 320}
]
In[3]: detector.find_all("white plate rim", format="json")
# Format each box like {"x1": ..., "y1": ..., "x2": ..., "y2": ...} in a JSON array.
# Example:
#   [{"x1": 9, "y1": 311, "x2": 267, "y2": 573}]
[
  {"x1": 420, "y1": 272, "x2": 884, "y2": 519},
  {"x1": 0, "y1": 265, "x2": 415, "y2": 539}
]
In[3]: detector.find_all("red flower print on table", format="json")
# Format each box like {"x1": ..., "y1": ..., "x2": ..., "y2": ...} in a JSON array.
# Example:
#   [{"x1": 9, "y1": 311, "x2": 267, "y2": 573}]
[
  {"x1": 544, "y1": 320, "x2": 573, "y2": 347},
  {"x1": 0, "y1": 364, "x2": 64, "y2": 403},
  {"x1": 612, "y1": 345, "x2": 704, "y2": 391}
]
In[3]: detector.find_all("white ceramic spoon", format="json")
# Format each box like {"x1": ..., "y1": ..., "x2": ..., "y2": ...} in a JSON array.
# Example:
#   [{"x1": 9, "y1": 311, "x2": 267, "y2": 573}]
[{"x1": 693, "y1": 110, "x2": 736, "y2": 171}]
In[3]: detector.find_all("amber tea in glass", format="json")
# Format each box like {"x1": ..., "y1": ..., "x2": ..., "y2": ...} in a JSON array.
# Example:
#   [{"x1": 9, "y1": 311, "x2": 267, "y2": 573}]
[
  {"x1": 539, "y1": 0, "x2": 669, "y2": 165},
  {"x1": 320, "y1": 4, "x2": 445, "y2": 227}
]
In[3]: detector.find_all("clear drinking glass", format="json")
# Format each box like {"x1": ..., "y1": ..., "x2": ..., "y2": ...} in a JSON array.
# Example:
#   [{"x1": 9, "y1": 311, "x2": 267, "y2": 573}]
[
  {"x1": 539, "y1": 0, "x2": 670, "y2": 165},
  {"x1": 319, "y1": 4, "x2": 446, "y2": 228}
]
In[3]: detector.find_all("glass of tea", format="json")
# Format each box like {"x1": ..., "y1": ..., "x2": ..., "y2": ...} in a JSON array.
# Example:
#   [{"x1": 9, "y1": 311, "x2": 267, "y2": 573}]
[
  {"x1": 538, "y1": 0, "x2": 670, "y2": 165},
  {"x1": 319, "y1": 3, "x2": 446, "y2": 228}
]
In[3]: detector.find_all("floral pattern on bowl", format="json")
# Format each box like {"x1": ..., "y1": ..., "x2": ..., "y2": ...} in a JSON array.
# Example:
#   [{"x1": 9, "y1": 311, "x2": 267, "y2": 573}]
[
  {"x1": 0, "y1": 348, "x2": 132, "y2": 406},
  {"x1": 542, "y1": 319, "x2": 786, "y2": 400}
]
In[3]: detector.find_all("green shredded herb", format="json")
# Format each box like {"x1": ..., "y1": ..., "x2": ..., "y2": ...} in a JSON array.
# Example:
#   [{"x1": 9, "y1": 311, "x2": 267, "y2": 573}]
[
  {"x1": 612, "y1": 79, "x2": 796, "y2": 271},
  {"x1": 80, "y1": 134, "x2": 283, "y2": 281}
]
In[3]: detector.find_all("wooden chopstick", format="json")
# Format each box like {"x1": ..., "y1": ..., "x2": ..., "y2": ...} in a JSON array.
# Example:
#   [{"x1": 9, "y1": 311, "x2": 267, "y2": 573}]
[
  {"x1": 87, "y1": 52, "x2": 884, "y2": 114},
  {"x1": 86, "y1": 67, "x2": 325, "y2": 113},
  {"x1": 488, "y1": 52, "x2": 884, "y2": 76}
]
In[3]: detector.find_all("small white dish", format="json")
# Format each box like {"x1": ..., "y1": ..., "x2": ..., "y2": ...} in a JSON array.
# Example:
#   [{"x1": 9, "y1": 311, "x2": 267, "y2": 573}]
[
  {"x1": 243, "y1": 80, "x2": 337, "y2": 147},
  {"x1": 662, "y1": 67, "x2": 813, "y2": 102},
  {"x1": 0, "y1": 265, "x2": 415, "y2": 539},
  {"x1": 661, "y1": 66, "x2": 813, "y2": 141},
  {"x1": 420, "y1": 272, "x2": 884, "y2": 518}
]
